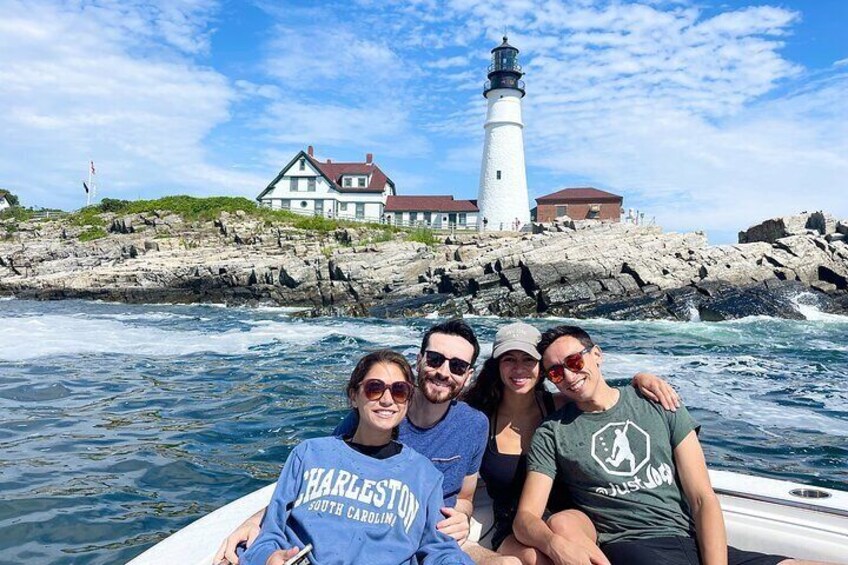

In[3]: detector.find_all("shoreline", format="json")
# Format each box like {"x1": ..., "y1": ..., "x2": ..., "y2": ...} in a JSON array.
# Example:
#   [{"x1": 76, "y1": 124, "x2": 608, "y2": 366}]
[{"x1": 2, "y1": 208, "x2": 847, "y2": 321}]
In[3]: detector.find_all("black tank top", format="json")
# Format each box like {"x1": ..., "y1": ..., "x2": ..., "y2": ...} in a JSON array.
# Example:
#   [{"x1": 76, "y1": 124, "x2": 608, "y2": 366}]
[{"x1": 479, "y1": 391, "x2": 557, "y2": 536}]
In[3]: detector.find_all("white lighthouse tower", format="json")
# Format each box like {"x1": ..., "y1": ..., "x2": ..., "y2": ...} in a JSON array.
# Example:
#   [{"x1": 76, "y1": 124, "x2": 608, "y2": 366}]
[{"x1": 477, "y1": 36, "x2": 530, "y2": 232}]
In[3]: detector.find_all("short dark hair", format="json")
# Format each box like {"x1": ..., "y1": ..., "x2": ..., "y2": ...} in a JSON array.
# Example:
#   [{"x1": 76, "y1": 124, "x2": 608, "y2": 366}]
[
  {"x1": 537, "y1": 325, "x2": 595, "y2": 366},
  {"x1": 419, "y1": 319, "x2": 480, "y2": 365}
]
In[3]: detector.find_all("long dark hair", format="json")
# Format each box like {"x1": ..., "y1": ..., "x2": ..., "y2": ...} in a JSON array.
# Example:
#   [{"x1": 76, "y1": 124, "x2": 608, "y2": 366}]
[
  {"x1": 462, "y1": 354, "x2": 544, "y2": 417},
  {"x1": 346, "y1": 349, "x2": 415, "y2": 439}
]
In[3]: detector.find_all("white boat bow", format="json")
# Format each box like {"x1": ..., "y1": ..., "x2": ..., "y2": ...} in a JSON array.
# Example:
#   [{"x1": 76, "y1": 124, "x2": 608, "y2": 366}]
[{"x1": 128, "y1": 470, "x2": 848, "y2": 564}]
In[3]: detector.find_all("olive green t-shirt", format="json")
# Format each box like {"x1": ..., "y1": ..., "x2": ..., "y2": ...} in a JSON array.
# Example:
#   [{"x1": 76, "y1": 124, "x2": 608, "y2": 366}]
[{"x1": 527, "y1": 386, "x2": 699, "y2": 545}]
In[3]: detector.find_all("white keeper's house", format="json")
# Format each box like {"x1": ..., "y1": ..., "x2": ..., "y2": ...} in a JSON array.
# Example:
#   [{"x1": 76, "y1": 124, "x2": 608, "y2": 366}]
[
  {"x1": 257, "y1": 146, "x2": 396, "y2": 221},
  {"x1": 258, "y1": 147, "x2": 480, "y2": 230}
]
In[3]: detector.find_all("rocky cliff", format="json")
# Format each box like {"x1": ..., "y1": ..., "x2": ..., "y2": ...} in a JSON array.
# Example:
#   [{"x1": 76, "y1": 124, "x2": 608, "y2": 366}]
[{"x1": 2, "y1": 210, "x2": 847, "y2": 320}]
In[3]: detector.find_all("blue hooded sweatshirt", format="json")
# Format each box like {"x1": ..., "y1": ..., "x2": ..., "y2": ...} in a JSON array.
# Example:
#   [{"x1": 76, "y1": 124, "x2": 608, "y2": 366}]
[{"x1": 240, "y1": 436, "x2": 473, "y2": 565}]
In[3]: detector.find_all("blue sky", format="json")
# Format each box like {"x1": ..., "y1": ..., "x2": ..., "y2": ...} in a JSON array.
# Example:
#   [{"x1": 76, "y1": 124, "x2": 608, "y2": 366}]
[{"x1": 1, "y1": 0, "x2": 846, "y2": 243}]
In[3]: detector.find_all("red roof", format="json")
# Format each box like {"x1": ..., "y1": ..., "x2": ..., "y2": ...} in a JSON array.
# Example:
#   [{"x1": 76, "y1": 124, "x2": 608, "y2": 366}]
[
  {"x1": 385, "y1": 195, "x2": 479, "y2": 212},
  {"x1": 536, "y1": 187, "x2": 622, "y2": 203},
  {"x1": 306, "y1": 155, "x2": 389, "y2": 193}
]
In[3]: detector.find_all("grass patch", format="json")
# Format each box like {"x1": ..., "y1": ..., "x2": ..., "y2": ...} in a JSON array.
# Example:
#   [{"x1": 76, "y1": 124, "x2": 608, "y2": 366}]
[
  {"x1": 97, "y1": 196, "x2": 259, "y2": 221},
  {"x1": 78, "y1": 227, "x2": 108, "y2": 242},
  {"x1": 0, "y1": 207, "x2": 36, "y2": 222},
  {"x1": 407, "y1": 227, "x2": 438, "y2": 246},
  {"x1": 68, "y1": 207, "x2": 106, "y2": 227}
]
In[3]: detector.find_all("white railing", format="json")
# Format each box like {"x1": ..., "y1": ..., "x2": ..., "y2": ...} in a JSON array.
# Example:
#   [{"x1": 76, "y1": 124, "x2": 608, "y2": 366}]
[{"x1": 264, "y1": 205, "x2": 480, "y2": 231}]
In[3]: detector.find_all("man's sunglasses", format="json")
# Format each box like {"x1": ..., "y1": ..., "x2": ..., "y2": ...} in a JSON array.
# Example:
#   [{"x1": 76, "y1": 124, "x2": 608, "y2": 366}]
[
  {"x1": 360, "y1": 379, "x2": 415, "y2": 404},
  {"x1": 424, "y1": 350, "x2": 472, "y2": 376},
  {"x1": 545, "y1": 347, "x2": 593, "y2": 384}
]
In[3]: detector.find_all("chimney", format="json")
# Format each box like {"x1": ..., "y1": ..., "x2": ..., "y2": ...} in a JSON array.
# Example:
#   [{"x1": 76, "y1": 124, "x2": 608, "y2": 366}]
[
  {"x1": 326, "y1": 159, "x2": 332, "y2": 164},
  {"x1": 307, "y1": 145, "x2": 314, "y2": 157},
  {"x1": 366, "y1": 153, "x2": 373, "y2": 164}
]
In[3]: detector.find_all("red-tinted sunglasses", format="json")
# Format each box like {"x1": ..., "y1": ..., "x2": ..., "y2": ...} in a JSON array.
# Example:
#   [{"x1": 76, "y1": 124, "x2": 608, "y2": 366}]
[
  {"x1": 545, "y1": 347, "x2": 593, "y2": 384},
  {"x1": 360, "y1": 379, "x2": 414, "y2": 404}
]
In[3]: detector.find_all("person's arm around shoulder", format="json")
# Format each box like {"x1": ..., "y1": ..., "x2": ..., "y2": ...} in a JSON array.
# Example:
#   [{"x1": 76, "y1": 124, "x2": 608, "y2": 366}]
[
  {"x1": 631, "y1": 372, "x2": 680, "y2": 411},
  {"x1": 675, "y1": 430, "x2": 728, "y2": 565}
]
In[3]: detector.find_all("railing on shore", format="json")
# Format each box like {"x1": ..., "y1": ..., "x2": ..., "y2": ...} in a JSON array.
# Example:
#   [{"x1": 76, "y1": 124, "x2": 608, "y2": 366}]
[{"x1": 29, "y1": 210, "x2": 68, "y2": 220}]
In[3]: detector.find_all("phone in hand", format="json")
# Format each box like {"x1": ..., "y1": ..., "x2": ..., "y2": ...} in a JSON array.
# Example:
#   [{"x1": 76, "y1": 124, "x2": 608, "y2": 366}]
[{"x1": 284, "y1": 543, "x2": 313, "y2": 565}]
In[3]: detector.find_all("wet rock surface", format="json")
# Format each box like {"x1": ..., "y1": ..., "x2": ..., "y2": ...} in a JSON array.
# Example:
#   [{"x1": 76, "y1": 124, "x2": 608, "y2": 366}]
[{"x1": 2, "y1": 210, "x2": 847, "y2": 320}]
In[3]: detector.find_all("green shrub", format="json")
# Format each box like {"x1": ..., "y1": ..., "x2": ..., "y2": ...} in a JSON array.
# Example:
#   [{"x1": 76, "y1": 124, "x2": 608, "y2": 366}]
[
  {"x1": 99, "y1": 198, "x2": 132, "y2": 213},
  {"x1": 407, "y1": 227, "x2": 437, "y2": 246},
  {"x1": 78, "y1": 227, "x2": 108, "y2": 242},
  {"x1": 99, "y1": 195, "x2": 259, "y2": 221},
  {"x1": 368, "y1": 230, "x2": 395, "y2": 244},
  {"x1": 0, "y1": 207, "x2": 35, "y2": 222},
  {"x1": 68, "y1": 207, "x2": 106, "y2": 227}
]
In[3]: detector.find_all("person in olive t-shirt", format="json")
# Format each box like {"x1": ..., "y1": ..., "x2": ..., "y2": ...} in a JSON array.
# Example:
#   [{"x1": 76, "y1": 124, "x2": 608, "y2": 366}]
[{"x1": 513, "y1": 325, "x2": 830, "y2": 565}]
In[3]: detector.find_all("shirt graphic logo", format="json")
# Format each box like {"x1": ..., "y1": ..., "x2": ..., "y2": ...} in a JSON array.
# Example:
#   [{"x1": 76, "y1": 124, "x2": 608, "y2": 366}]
[{"x1": 591, "y1": 420, "x2": 650, "y2": 477}]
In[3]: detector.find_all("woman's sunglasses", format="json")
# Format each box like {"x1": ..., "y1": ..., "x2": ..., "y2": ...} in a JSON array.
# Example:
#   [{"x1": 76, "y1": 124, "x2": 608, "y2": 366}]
[
  {"x1": 360, "y1": 379, "x2": 414, "y2": 404},
  {"x1": 424, "y1": 350, "x2": 472, "y2": 376},
  {"x1": 545, "y1": 347, "x2": 593, "y2": 384}
]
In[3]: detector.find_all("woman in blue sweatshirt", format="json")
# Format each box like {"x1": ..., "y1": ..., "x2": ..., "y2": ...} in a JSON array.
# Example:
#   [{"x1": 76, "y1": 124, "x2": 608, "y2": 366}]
[{"x1": 241, "y1": 349, "x2": 473, "y2": 565}]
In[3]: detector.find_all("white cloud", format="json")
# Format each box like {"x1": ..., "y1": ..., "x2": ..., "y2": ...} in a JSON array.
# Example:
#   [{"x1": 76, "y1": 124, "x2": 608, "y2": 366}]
[
  {"x1": 401, "y1": 1, "x2": 847, "y2": 238},
  {"x1": 0, "y1": 0, "x2": 262, "y2": 209}
]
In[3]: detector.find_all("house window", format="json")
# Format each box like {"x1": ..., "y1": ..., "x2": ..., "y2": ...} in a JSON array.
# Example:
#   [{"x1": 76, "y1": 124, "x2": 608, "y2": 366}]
[
  {"x1": 358, "y1": 177, "x2": 366, "y2": 187},
  {"x1": 299, "y1": 158, "x2": 305, "y2": 171},
  {"x1": 315, "y1": 200, "x2": 323, "y2": 216},
  {"x1": 344, "y1": 177, "x2": 352, "y2": 187},
  {"x1": 307, "y1": 178, "x2": 316, "y2": 192},
  {"x1": 355, "y1": 203, "x2": 365, "y2": 219},
  {"x1": 339, "y1": 202, "x2": 348, "y2": 211},
  {"x1": 300, "y1": 200, "x2": 308, "y2": 208},
  {"x1": 280, "y1": 199, "x2": 290, "y2": 210},
  {"x1": 459, "y1": 213, "x2": 467, "y2": 226},
  {"x1": 409, "y1": 212, "x2": 417, "y2": 224},
  {"x1": 496, "y1": 170, "x2": 501, "y2": 180},
  {"x1": 423, "y1": 212, "x2": 431, "y2": 225},
  {"x1": 555, "y1": 205, "x2": 568, "y2": 218},
  {"x1": 290, "y1": 177, "x2": 298, "y2": 191}
]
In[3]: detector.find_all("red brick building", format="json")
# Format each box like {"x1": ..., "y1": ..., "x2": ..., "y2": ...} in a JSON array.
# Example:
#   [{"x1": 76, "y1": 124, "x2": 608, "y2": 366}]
[{"x1": 534, "y1": 187, "x2": 622, "y2": 223}]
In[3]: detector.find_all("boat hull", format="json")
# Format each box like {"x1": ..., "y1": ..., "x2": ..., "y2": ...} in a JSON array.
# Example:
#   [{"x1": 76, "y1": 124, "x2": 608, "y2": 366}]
[{"x1": 128, "y1": 470, "x2": 848, "y2": 564}]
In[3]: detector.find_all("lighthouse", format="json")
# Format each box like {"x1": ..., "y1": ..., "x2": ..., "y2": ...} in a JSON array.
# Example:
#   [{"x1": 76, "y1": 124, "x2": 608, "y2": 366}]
[{"x1": 477, "y1": 36, "x2": 530, "y2": 232}]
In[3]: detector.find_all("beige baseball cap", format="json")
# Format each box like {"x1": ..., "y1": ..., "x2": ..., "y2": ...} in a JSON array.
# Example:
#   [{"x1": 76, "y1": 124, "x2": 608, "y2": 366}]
[{"x1": 492, "y1": 322, "x2": 541, "y2": 360}]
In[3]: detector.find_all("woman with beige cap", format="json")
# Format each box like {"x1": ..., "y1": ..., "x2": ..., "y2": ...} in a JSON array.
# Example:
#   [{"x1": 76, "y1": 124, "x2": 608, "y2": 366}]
[{"x1": 462, "y1": 322, "x2": 677, "y2": 563}]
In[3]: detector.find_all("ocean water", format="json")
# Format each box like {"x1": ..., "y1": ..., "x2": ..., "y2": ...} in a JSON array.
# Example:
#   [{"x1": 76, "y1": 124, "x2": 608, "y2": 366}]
[{"x1": 0, "y1": 298, "x2": 846, "y2": 564}]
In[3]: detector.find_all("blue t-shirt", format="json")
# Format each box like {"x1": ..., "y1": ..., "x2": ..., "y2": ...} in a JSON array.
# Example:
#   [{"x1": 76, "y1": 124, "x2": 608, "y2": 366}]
[
  {"x1": 241, "y1": 437, "x2": 473, "y2": 565},
  {"x1": 334, "y1": 401, "x2": 488, "y2": 508}
]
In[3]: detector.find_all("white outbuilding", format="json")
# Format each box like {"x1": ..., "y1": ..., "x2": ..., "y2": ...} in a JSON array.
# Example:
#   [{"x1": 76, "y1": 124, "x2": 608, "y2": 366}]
[
  {"x1": 383, "y1": 195, "x2": 479, "y2": 230},
  {"x1": 0, "y1": 192, "x2": 11, "y2": 212},
  {"x1": 257, "y1": 147, "x2": 395, "y2": 221}
]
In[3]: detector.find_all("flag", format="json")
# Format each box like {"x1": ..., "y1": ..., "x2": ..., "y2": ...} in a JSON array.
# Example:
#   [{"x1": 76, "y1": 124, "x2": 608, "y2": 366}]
[
  {"x1": 90, "y1": 160, "x2": 96, "y2": 175},
  {"x1": 83, "y1": 181, "x2": 89, "y2": 194}
]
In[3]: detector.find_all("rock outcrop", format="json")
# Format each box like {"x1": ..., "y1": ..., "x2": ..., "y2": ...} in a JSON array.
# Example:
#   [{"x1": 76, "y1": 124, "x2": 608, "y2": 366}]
[{"x1": 2, "y1": 210, "x2": 847, "y2": 320}]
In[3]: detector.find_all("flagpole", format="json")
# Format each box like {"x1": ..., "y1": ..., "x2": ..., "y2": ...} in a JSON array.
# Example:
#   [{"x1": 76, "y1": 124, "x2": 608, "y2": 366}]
[
  {"x1": 87, "y1": 162, "x2": 92, "y2": 207},
  {"x1": 91, "y1": 160, "x2": 96, "y2": 204}
]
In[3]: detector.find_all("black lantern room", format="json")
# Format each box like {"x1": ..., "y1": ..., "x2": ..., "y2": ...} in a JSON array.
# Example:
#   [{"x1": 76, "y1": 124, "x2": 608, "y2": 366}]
[{"x1": 483, "y1": 36, "x2": 525, "y2": 98}]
